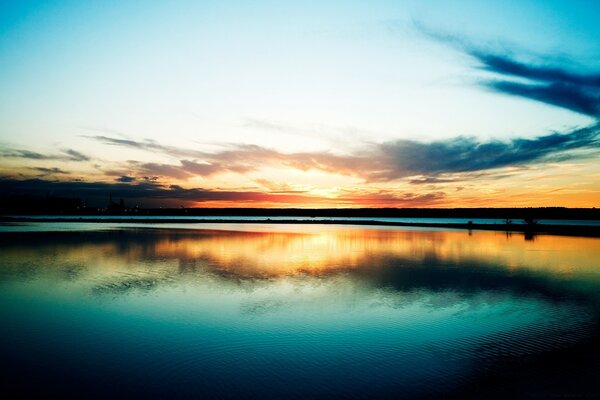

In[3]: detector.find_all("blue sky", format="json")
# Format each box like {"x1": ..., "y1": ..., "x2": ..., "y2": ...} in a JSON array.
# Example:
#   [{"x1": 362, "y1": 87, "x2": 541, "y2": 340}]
[{"x1": 1, "y1": 1, "x2": 599, "y2": 207}]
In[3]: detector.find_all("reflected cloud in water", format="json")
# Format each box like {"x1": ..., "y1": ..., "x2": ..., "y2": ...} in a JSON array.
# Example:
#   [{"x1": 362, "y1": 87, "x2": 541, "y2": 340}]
[
  {"x1": 2, "y1": 226, "x2": 598, "y2": 300},
  {"x1": 0, "y1": 225, "x2": 599, "y2": 398}
]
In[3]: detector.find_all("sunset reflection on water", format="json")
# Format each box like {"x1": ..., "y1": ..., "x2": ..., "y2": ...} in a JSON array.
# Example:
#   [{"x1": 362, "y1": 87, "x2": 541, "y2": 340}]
[
  {"x1": 1, "y1": 224, "x2": 599, "y2": 398},
  {"x1": 4, "y1": 225, "x2": 599, "y2": 280}
]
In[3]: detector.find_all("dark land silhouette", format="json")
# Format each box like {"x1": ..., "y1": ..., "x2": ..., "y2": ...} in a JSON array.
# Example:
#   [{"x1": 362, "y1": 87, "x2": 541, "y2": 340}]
[
  {"x1": 1, "y1": 192, "x2": 599, "y2": 218},
  {"x1": 2, "y1": 192, "x2": 600, "y2": 237}
]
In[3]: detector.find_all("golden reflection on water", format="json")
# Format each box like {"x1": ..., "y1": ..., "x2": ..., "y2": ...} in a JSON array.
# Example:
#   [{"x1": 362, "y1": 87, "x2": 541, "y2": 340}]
[
  {"x1": 152, "y1": 226, "x2": 600, "y2": 276},
  {"x1": 143, "y1": 227, "x2": 600, "y2": 279},
  {"x1": 2, "y1": 225, "x2": 599, "y2": 282}
]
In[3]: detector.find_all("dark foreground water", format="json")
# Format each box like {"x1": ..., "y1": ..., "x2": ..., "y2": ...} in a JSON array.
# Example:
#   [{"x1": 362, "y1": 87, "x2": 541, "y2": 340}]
[{"x1": 0, "y1": 223, "x2": 599, "y2": 398}]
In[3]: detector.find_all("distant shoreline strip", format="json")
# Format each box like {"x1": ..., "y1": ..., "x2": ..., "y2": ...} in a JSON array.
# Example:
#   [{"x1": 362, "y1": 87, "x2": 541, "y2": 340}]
[{"x1": 2, "y1": 217, "x2": 600, "y2": 238}]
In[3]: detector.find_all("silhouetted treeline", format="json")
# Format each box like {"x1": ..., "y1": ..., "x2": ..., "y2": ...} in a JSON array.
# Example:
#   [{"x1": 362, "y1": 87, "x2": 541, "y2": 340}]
[
  {"x1": 1, "y1": 193, "x2": 599, "y2": 220},
  {"x1": 0, "y1": 193, "x2": 128, "y2": 215},
  {"x1": 1, "y1": 194, "x2": 84, "y2": 214}
]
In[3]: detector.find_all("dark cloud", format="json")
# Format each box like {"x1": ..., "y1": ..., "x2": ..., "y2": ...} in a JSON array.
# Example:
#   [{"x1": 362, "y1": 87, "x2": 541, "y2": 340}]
[
  {"x1": 0, "y1": 178, "x2": 313, "y2": 207},
  {"x1": 129, "y1": 162, "x2": 193, "y2": 180},
  {"x1": 476, "y1": 56, "x2": 600, "y2": 117},
  {"x1": 3, "y1": 149, "x2": 49, "y2": 160},
  {"x1": 31, "y1": 167, "x2": 70, "y2": 176},
  {"x1": 1, "y1": 148, "x2": 90, "y2": 162},
  {"x1": 473, "y1": 52, "x2": 600, "y2": 89},
  {"x1": 0, "y1": 178, "x2": 446, "y2": 208},
  {"x1": 416, "y1": 24, "x2": 600, "y2": 117},
  {"x1": 371, "y1": 123, "x2": 600, "y2": 180},
  {"x1": 63, "y1": 149, "x2": 90, "y2": 161},
  {"x1": 409, "y1": 177, "x2": 460, "y2": 185},
  {"x1": 487, "y1": 80, "x2": 600, "y2": 116},
  {"x1": 115, "y1": 176, "x2": 135, "y2": 183},
  {"x1": 265, "y1": 124, "x2": 599, "y2": 182},
  {"x1": 121, "y1": 160, "x2": 250, "y2": 180}
]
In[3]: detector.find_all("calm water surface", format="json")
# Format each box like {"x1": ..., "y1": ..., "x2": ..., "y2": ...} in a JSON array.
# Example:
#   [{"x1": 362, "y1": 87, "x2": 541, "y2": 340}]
[
  {"x1": 8, "y1": 215, "x2": 600, "y2": 226},
  {"x1": 1, "y1": 223, "x2": 599, "y2": 398}
]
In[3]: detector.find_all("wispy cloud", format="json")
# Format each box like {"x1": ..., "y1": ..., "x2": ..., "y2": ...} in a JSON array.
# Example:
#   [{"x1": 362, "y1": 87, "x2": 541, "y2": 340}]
[
  {"x1": 9, "y1": 125, "x2": 593, "y2": 187},
  {"x1": 1, "y1": 147, "x2": 90, "y2": 162},
  {"x1": 87, "y1": 136, "x2": 270, "y2": 177},
  {"x1": 86, "y1": 135, "x2": 206, "y2": 159},
  {"x1": 90, "y1": 123, "x2": 600, "y2": 182},
  {"x1": 62, "y1": 149, "x2": 90, "y2": 161},
  {"x1": 472, "y1": 52, "x2": 600, "y2": 88},
  {"x1": 335, "y1": 189, "x2": 446, "y2": 207},
  {"x1": 254, "y1": 179, "x2": 307, "y2": 194},
  {"x1": 416, "y1": 23, "x2": 600, "y2": 117},
  {"x1": 409, "y1": 177, "x2": 461, "y2": 185},
  {"x1": 2, "y1": 149, "x2": 50, "y2": 160},
  {"x1": 0, "y1": 178, "x2": 306, "y2": 207},
  {"x1": 372, "y1": 123, "x2": 600, "y2": 180},
  {"x1": 0, "y1": 178, "x2": 445, "y2": 207},
  {"x1": 127, "y1": 161, "x2": 194, "y2": 180},
  {"x1": 30, "y1": 167, "x2": 71, "y2": 176},
  {"x1": 486, "y1": 79, "x2": 600, "y2": 117},
  {"x1": 474, "y1": 53, "x2": 600, "y2": 117},
  {"x1": 243, "y1": 118, "x2": 303, "y2": 134},
  {"x1": 48, "y1": 37, "x2": 600, "y2": 188}
]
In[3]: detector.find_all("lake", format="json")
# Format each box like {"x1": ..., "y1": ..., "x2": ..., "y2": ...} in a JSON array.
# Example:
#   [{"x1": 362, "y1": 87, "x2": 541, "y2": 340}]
[
  {"x1": 8, "y1": 214, "x2": 600, "y2": 226},
  {"x1": 1, "y1": 222, "x2": 599, "y2": 398}
]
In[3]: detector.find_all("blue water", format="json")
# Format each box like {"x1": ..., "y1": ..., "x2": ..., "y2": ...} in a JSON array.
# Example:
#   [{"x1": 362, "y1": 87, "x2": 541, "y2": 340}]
[{"x1": 1, "y1": 223, "x2": 599, "y2": 398}]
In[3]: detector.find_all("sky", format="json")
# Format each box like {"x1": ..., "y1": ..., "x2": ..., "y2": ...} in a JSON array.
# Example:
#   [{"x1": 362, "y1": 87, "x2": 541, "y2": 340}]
[{"x1": 1, "y1": 0, "x2": 599, "y2": 208}]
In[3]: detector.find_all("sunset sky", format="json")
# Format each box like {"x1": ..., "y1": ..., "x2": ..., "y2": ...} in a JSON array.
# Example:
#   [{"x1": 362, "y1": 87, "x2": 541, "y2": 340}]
[{"x1": 1, "y1": 0, "x2": 599, "y2": 208}]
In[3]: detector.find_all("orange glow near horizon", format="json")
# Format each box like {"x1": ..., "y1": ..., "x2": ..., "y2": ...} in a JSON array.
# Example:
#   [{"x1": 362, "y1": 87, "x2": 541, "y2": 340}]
[{"x1": 1, "y1": 144, "x2": 599, "y2": 209}]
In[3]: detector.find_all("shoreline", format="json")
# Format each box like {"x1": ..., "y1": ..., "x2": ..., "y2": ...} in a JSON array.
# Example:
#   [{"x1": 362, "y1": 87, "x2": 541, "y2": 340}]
[{"x1": 2, "y1": 217, "x2": 600, "y2": 237}]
